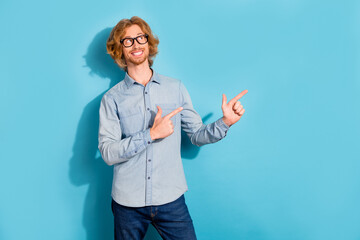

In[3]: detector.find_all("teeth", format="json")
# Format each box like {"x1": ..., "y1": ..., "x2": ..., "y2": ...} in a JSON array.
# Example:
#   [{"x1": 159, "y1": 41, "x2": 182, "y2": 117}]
[{"x1": 132, "y1": 51, "x2": 143, "y2": 56}]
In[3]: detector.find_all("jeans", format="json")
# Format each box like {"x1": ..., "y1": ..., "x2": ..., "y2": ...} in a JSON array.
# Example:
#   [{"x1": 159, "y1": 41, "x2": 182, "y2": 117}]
[{"x1": 111, "y1": 195, "x2": 197, "y2": 240}]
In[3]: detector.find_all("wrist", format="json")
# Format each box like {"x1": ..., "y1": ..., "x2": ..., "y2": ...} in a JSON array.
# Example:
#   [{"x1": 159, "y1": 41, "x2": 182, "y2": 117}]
[
  {"x1": 222, "y1": 117, "x2": 232, "y2": 127},
  {"x1": 150, "y1": 128, "x2": 157, "y2": 140}
]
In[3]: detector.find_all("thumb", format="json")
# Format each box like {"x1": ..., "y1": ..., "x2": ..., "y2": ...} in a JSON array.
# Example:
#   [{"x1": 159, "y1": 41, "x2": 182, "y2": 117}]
[
  {"x1": 155, "y1": 106, "x2": 162, "y2": 120},
  {"x1": 222, "y1": 94, "x2": 227, "y2": 107}
]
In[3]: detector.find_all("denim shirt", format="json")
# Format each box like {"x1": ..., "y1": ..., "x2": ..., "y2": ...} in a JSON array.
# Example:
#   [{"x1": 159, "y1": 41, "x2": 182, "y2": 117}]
[{"x1": 98, "y1": 69, "x2": 230, "y2": 207}]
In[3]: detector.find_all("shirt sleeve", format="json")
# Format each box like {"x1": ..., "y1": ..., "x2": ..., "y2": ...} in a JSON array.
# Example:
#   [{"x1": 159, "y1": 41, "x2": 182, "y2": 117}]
[
  {"x1": 179, "y1": 81, "x2": 230, "y2": 147},
  {"x1": 98, "y1": 94, "x2": 153, "y2": 166}
]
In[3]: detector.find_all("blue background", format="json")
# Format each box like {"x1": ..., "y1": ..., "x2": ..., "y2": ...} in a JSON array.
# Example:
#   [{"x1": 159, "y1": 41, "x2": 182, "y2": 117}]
[{"x1": 1, "y1": 0, "x2": 359, "y2": 239}]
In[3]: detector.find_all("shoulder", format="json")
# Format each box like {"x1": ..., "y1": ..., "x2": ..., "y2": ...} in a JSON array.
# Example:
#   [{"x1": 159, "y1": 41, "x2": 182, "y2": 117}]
[
  {"x1": 101, "y1": 80, "x2": 126, "y2": 101},
  {"x1": 157, "y1": 72, "x2": 181, "y2": 84},
  {"x1": 156, "y1": 72, "x2": 186, "y2": 92}
]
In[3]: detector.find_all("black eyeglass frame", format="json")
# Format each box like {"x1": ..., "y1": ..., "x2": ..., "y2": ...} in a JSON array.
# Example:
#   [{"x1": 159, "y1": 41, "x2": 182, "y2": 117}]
[{"x1": 120, "y1": 34, "x2": 149, "y2": 48}]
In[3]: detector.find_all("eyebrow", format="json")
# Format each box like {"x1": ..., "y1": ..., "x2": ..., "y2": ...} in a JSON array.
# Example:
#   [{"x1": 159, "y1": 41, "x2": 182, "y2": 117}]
[{"x1": 123, "y1": 33, "x2": 144, "y2": 38}]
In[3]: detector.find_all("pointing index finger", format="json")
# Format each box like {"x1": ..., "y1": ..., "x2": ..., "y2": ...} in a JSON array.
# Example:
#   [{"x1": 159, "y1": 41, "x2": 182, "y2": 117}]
[
  {"x1": 229, "y1": 89, "x2": 248, "y2": 105},
  {"x1": 164, "y1": 107, "x2": 183, "y2": 119}
]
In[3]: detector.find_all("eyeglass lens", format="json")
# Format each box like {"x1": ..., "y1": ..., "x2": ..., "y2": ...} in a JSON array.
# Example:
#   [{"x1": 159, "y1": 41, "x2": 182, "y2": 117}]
[{"x1": 122, "y1": 35, "x2": 148, "y2": 47}]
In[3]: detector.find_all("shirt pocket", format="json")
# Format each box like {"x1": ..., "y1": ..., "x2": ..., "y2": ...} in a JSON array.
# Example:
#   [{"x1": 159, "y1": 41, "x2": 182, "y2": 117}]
[
  {"x1": 118, "y1": 107, "x2": 144, "y2": 137},
  {"x1": 157, "y1": 103, "x2": 179, "y2": 128}
]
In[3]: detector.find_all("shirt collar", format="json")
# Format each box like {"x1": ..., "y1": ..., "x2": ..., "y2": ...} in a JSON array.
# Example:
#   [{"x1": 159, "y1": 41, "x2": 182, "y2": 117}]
[{"x1": 124, "y1": 68, "x2": 161, "y2": 88}]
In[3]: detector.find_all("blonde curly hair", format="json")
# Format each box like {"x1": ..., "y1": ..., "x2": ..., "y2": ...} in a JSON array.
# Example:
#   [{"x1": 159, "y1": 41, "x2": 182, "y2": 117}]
[{"x1": 106, "y1": 16, "x2": 159, "y2": 71}]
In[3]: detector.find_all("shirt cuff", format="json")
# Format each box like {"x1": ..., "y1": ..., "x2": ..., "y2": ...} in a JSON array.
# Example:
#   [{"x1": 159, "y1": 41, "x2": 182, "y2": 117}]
[
  {"x1": 217, "y1": 117, "x2": 230, "y2": 133},
  {"x1": 144, "y1": 128, "x2": 153, "y2": 145}
]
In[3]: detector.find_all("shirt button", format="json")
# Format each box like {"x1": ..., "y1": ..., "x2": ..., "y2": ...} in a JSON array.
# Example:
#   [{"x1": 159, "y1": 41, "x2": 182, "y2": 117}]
[
  {"x1": 147, "y1": 108, "x2": 150, "y2": 111},
  {"x1": 148, "y1": 177, "x2": 150, "y2": 180},
  {"x1": 135, "y1": 151, "x2": 137, "y2": 153},
  {"x1": 145, "y1": 91, "x2": 148, "y2": 94},
  {"x1": 148, "y1": 159, "x2": 151, "y2": 162},
  {"x1": 148, "y1": 141, "x2": 151, "y2": 144}
]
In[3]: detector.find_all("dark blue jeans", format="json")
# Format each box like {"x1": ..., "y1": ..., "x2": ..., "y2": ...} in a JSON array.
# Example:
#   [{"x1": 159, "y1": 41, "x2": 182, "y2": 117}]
[{"x1": 111, "y1": 195, "x2": 197, "y2": 240}]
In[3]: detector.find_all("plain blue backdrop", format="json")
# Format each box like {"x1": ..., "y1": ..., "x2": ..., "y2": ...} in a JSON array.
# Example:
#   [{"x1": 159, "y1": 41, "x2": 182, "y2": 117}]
[{"x1": 1, "y1": 0, "x2": 359, "y2": 239}]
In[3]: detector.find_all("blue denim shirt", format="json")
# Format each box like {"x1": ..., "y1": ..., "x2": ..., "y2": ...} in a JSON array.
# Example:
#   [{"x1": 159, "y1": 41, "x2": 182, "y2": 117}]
[{"x1": 98, "y1": 69, "x2": 230, "y2": 207}]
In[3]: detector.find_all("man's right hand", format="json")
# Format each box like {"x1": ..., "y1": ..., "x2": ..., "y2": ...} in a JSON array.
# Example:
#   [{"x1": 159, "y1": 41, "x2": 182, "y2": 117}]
[{"x1": 150, "y1": 106, "x2": 183, "y2": 140}]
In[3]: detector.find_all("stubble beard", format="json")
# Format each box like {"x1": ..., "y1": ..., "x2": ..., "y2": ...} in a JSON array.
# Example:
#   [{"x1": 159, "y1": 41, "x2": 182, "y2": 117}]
[{"x1": 126, "y1": 48, "x2": 149, "y2": 66}]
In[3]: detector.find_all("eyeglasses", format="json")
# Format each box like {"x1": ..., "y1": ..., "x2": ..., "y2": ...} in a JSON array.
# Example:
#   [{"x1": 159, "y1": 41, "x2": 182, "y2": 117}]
[{"x1": 120, "y1": 34, "x2": 149, "y2": 48}]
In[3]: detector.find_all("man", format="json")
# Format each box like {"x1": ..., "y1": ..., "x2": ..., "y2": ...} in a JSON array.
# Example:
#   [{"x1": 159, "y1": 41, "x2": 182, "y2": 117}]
[{"x1": 98, "y1": 16, "x2": 248, "y2": 240}]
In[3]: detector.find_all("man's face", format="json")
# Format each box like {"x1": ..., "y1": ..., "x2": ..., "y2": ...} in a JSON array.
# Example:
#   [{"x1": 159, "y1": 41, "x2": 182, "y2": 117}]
[{"x1": 121, "y1": 24, "x2": 150, "y2": 67}]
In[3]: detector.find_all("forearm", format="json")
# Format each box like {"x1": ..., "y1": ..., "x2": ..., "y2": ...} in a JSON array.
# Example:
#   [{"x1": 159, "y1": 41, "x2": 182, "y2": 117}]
[
  {"x1": 190, "y1": 117, "x2": 229, "y2": 147},
  {"x1": 98, "y1": 128, "x2": 152, "y2": 166}
]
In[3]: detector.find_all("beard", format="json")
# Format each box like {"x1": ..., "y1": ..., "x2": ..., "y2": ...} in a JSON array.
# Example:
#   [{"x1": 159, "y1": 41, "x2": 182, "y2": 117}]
[{"x1": 125, "y1": 48, "x2": 149, "y2": 66}]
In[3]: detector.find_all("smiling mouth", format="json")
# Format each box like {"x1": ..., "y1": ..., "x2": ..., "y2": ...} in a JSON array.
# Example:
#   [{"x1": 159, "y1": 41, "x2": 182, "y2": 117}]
[{"x1": 131, "y1": 50, "x2": 143, "y2": 56}]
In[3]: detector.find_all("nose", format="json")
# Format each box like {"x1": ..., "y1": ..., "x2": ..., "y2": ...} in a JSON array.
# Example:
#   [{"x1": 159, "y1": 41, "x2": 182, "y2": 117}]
[{"x1": 132, "y1": 39, "x2": 140, "y2": 48}]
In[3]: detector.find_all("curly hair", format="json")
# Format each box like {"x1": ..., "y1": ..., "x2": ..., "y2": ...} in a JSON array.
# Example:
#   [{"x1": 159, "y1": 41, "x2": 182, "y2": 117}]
[{"x1": 106, "y1": 16, "x2": 159, "y2": 71}]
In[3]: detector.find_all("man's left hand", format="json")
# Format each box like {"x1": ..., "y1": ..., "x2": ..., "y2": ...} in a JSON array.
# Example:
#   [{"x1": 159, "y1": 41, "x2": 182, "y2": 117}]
[{"x1": 221, "y1": 90, "x2": 248, "y2": 127}]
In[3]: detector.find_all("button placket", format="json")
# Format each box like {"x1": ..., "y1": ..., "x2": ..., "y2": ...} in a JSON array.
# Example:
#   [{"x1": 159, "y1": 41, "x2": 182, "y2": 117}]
[{"x1": 144, "y1": 84, "x2": 153, "y2": 205}]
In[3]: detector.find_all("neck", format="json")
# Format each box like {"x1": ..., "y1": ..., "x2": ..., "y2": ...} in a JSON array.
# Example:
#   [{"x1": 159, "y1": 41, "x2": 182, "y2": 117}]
[{"x1": 127, "y1": 61, "x2": 153, "y2": 86}]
